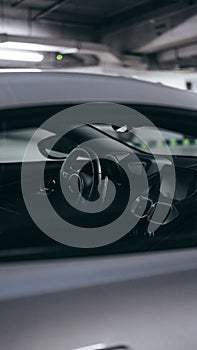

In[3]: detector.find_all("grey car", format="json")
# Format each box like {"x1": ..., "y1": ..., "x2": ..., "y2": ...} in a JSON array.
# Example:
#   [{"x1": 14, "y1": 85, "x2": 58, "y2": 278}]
[{"x1": 0, "y1": 72, "x2": 197, "y2": 350}]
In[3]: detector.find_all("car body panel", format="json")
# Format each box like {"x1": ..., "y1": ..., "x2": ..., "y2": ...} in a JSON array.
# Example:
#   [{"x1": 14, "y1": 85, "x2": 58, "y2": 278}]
[
  {"x1": 0, "y1": 72, "x2": 197, "y2": 111},
  {"x1": 0, "y1": 73, "x2": 197, "y2": 350},
  {"x1": 1, "y1": 249, "x2": 197, "y2": 350}
]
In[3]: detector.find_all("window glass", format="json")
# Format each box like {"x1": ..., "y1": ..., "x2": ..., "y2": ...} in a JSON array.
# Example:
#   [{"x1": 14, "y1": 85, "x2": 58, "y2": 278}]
[
  {"x1": 0, "y1": 128, "x2": 54, "y2": 162},
  {"x1": 0, "y1": 105, "x2": 197, "y2": 262},
  {"x1": 94, "y1": 124, "x2": 197, "y2": 156}
]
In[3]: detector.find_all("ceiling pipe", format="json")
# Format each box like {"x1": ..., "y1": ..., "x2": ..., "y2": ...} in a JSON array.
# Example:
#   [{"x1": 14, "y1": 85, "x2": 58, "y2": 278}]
[
  {"x1": 32, "y1": 0, "x2": 70, "y2": 21},
  {"x1": 0, "y1": 34, "x2": 121, "y2": 66},
  {"x1": 11, "y1": 0, "x2": 24, "y2": 7}
]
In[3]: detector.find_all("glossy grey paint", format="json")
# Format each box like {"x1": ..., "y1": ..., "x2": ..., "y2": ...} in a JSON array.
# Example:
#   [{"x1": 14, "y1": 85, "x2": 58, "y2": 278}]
[
  {"x1": 0, "y1": 72, "x2": 197, "y2": 350},
  {"x1": 0, "y1": 72, "x2": 197, "y2": 110},
  {"x1": 1, "y1": 250, "x2": 197, "y2": 350}
]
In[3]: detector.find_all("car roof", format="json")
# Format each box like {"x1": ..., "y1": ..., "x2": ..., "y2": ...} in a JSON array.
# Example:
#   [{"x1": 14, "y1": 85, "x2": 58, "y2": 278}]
[{"x1": 0, "y1": 72, "x2": 197, "y2": 111}]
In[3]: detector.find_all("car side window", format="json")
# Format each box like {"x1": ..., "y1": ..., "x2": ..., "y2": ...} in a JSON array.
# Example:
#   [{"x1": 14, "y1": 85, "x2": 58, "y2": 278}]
[
  {"x1": 0, "y1": 127, "x2": 54, "y2": 163},
  {"x1": 94, "y1": 124, "x2": 197, "y2": 157},
  {"x1": 126, "y1": 127, "x2": 197, "y2": 156}
]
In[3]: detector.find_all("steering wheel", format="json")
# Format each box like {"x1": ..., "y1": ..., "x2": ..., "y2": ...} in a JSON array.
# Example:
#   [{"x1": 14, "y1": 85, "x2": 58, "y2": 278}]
[
  {"x1": 59, "y1": 144, "x2": 131, "y2": 231},
  {"x1": 60, "y1": 146, "x2": 103, "y2": 209}
]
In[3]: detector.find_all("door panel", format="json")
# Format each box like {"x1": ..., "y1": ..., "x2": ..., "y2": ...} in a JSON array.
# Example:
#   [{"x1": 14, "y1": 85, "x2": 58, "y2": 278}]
[{"x1": 1, "y1": 249, "x2": 197, "y2": 350}]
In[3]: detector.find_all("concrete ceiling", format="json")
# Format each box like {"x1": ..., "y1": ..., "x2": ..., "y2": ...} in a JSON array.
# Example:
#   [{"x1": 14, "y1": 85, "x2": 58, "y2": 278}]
[{"x1": 0, "y1": 0, "x2": 197, "y2": 69}]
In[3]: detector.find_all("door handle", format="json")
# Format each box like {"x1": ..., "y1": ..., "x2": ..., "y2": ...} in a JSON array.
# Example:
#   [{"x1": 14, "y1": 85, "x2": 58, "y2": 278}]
[
  {"x1": 74, "y1": 344, "x2": 130, "y2": 350},
  {"x1": 102, "y1": 346, "x2": 130, "y2": 350}
]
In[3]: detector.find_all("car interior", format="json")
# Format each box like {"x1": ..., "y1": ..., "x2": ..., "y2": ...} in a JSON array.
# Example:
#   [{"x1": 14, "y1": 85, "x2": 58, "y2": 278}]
[{"x1": 1, "y1": 104, "x2": 197, "y2": 262}]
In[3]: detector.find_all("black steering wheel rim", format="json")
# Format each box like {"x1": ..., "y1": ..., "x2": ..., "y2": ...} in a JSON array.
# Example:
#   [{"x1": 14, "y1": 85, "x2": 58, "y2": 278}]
[{"x1": 60, "y1": 146, "x2": 102, "y2": 204}]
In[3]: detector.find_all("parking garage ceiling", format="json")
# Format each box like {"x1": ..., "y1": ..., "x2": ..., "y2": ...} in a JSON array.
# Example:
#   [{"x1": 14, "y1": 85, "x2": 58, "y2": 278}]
[{"x1": 1, "y1": 0, "x2": 197, "y2": 69}]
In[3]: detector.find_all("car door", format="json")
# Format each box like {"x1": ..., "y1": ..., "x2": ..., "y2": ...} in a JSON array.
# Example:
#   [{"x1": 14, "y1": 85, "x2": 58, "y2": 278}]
[
  {"x1": 1, "y1": 103, "x2": 197, "y2": 350},
  {"x1": 1, "y1": 249, "x2": 197, "y2": 350}
]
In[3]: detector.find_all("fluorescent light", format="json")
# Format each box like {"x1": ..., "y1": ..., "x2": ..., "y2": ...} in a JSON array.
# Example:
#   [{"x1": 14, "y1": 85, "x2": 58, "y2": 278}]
[
  {"x1": 0, "y1": 49, "x2": 44, "y2": 62},
  {"x1": 0, "y1": 41, "x2": 78, "y2": 54},
  {"x1": 0, "y1": 69, "x2": 42, "y2": 72}
]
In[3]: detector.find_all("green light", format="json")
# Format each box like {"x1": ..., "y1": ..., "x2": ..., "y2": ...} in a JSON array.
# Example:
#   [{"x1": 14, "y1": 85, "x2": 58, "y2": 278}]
[
  {"x1": 156, "y1": 140, "x2": 163, "y2": 147},
  {"x1": 56, "y1": 54, "x2": 63, "y2": 61},
  {"x1": 127, "y1": 141, "x2": 134, "y2": 147},
  {"x1": 141, "y1": 143, "x2": 148, "y2": 149},
  {"x1": 169, "y1": 139, "x2": 177, "y2": 146},
  {"x1": 183, "y1": 138, "x2": 190, "y2": 146}
]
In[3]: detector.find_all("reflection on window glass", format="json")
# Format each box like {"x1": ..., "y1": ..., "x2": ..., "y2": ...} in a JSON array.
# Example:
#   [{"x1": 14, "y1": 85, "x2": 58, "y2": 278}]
[
  {"x1": 127, "y1": 127, "x2": 197, "y2": 156},
  {"x1": 1, "y1": 123, "x2": 197, "y2": 163},
  {"x1": 94, "y1": 124, "x2": 197, "y2": 156},
  {"x1": 0, "y1": 128, "x2": 54, "y2": 163}
]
